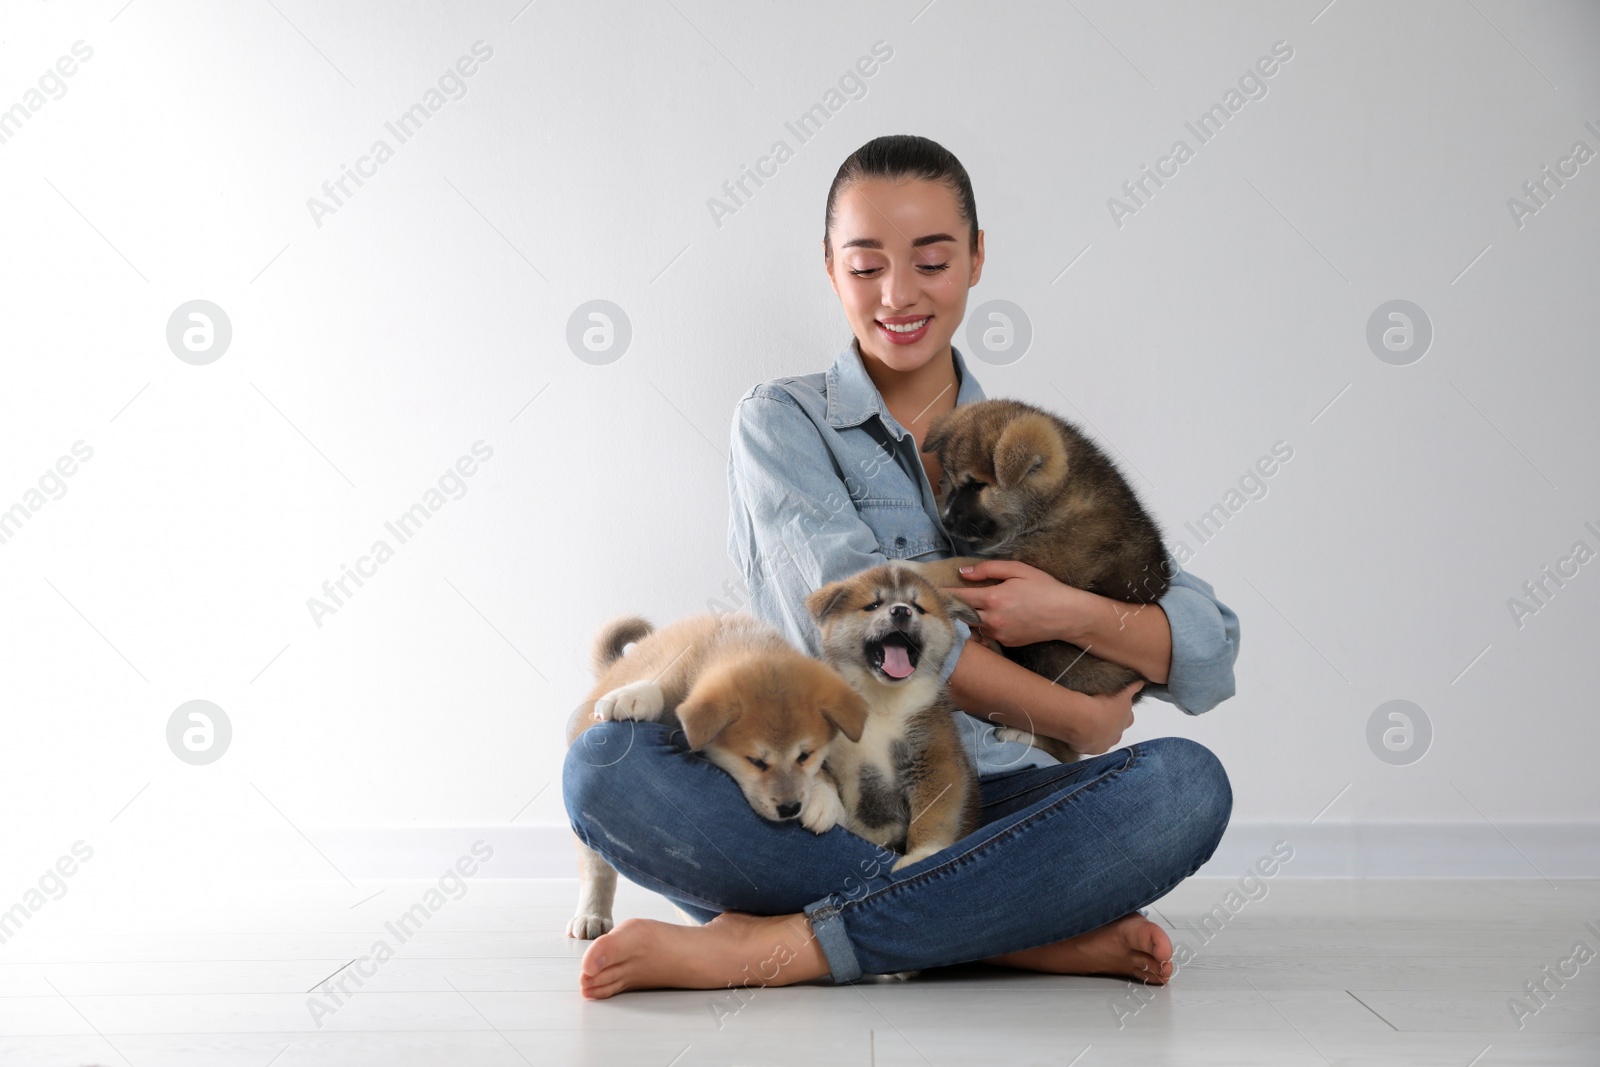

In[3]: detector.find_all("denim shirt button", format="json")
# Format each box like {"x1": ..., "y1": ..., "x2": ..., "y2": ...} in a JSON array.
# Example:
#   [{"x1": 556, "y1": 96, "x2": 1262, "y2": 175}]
[{"x1": 894, "y1": 536, "x2": 906, "y2": 548}]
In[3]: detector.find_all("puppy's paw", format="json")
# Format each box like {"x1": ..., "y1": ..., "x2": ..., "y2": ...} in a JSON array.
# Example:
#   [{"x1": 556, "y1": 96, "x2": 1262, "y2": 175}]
[
  {"x1": 994, "y1": 726, "x2": 1038, "y2": 747},
  {"x1": 891, "y1": 844, "x2": 942, "y2": 872},
  {"x1": 887, "y1": 969, "x2": 923, "y2": 981},
  {"x1": 594, "y1": 680, "x2": 664, "y2": 722},
  {"x1": 800, "y1": 781, "x2": 846, "y2": 834},
  {"x1": 565, "y1": 912, "x2": 614, "y2": 939}
]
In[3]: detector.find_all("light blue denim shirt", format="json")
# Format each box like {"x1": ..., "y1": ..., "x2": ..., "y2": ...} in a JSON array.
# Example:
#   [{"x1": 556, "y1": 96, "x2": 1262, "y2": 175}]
[{"x1": 725, "y1": 335, "x2": 1240, "y2": 774}]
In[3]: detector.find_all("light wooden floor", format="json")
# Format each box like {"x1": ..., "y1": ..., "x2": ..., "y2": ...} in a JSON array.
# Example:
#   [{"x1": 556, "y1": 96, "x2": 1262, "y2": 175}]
[{"x1": 1, "y1": 877, "x2": 1595, "y2": 1065}]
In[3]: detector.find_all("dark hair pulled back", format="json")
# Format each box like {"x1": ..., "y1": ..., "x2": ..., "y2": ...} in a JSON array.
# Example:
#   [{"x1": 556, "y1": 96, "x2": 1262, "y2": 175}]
[{"x1": 823, "y1": 134, "x2": 978, "y2": 261}]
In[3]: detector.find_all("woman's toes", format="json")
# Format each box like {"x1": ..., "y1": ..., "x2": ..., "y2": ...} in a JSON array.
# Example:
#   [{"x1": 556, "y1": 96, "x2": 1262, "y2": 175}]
[
  {"x1": 579, "y1": 919, "x2": 649, "y2": 993},
  {"x1": 1129, "y1": 950, "x2": 1170, "y2": 984},
  {"x1": 1138, "y1": 916, "x2": 1173, "y2": 962},
  {"x1": 580, "y1": 937, "x2": 612, "y2": 979},
  {"x1": 582, "y1": 975, "x2": 623, "y2": 1000}
]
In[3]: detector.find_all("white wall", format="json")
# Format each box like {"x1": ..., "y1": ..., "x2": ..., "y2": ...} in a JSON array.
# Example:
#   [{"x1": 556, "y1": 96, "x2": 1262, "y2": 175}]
[{"x1": 1, "y1": 0, "x2": 1596, "y2": 890}]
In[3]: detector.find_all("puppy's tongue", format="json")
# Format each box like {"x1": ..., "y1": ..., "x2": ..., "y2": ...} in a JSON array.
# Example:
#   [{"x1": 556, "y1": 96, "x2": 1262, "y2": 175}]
[{"x1": 880, "y1": 643, "x2": 914, "y2": 679}]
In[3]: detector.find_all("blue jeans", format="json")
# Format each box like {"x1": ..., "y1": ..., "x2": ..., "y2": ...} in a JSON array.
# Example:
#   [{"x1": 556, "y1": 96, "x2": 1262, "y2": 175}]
[{"x1": 563, "y1": 720, "x2": 1231, "y2": 984}]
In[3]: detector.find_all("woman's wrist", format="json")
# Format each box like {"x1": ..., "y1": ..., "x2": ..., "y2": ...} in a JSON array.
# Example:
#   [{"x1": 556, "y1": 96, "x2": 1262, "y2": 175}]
[
  {"x1": 1050, "y1": 584, "x2": 1100, "y2": 645},
  {"x1": 1042, "y1": 684, "x2": 1100, "y2": 750},
  {"x1": 1056, "y1": 588, "x2": 1172, "y2": 686}
]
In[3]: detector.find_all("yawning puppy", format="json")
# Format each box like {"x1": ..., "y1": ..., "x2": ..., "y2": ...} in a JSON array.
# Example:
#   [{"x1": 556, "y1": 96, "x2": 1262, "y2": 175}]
[
  {"x1": 804, "y1": 563, "x2": 983, "y2": 872},
  {"x1": 564, "y1": 611, "x2": 868, "y2": 939}
]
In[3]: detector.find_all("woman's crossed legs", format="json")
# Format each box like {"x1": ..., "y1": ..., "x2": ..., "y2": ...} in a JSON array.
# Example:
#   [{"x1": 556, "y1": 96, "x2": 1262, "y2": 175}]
[{"x1": 562, "y1": 720, "x2": 1230, "y2": 998}]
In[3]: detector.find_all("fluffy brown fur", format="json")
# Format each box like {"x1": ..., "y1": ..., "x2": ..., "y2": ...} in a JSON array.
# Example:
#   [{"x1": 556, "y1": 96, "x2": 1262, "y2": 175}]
[
  {"x1": 563, "y1": 611, "x2": 868, "y2": 939},
  {"x1": 903, "y1": 398, "x2": 1172, "y2": 762},
  {"x1": 804, "y1": 563, "x2": 983, "y2": 872}
]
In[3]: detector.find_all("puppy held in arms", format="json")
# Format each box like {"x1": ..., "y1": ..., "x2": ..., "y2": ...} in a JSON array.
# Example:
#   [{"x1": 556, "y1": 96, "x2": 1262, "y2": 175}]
[
  {"x1": 563, "y1": 611, "x2": 868, "y2": 939},
  {"x1": 804, "y1": 563, "x2": 983, "y2": 872},
  {"x1": 901, "y1": 397, "x2": 1172, "y2": 764}
]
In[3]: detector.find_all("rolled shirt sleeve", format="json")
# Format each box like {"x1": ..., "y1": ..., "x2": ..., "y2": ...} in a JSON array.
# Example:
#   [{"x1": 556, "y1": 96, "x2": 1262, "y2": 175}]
[
  {"x1": 934, "y1": 615, "x2": 972, "y2": 686},
  {"x1": 726, "y1": 391, "x2": 972, "y2": 685},
  {"x1": 1138, "y1": 558, "x2": 1240, "y2": 715}
]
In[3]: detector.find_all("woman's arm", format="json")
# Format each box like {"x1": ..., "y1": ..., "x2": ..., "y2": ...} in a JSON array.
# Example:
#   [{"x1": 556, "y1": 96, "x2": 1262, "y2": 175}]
[
  {"x1": 952, "y1": 556, "x2": 1239, "y2": 717},
  {"x1": 938, "y1": 560, "x2": 1173, "y2": 683},
  {"x1": 944, "y1": 637, "x2": 1141, "y2": 755},
  {"x1": 1059, "y1": 594, "x2": 1172, "y2": 685},
  {"x1": 1120, "y1": 566, "x2": 1239, "y2": 715}
]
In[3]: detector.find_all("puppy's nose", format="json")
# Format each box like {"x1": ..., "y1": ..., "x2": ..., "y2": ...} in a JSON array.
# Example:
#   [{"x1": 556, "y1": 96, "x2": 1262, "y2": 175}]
[
  {"x1": 891, "y1": 604, "x2": 911, "y2": 621},
  {"x1": 777, "y1": 801, "x2": 801, "y2": 819}
]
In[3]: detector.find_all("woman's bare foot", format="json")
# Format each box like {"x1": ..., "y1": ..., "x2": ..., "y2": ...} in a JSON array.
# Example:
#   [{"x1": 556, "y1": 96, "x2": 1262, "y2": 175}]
[
  {"x1": 982, "y1": 912, "x2": 1174, "y2": 984},
  {"x1": 579, "y1": 911, "x2": 830, "y2": 999}
]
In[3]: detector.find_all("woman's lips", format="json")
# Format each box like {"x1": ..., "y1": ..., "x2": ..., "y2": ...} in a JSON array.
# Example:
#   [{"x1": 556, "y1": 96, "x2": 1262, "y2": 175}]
[{"x1": 876, "y1": 315, "x2": 931, "y2": 345}]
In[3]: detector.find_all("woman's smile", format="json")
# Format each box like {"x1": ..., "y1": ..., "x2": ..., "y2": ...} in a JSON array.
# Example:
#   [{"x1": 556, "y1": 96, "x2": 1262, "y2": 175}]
[{"x1": 876, "y1": 314, "x2": 933, "y2": 345}]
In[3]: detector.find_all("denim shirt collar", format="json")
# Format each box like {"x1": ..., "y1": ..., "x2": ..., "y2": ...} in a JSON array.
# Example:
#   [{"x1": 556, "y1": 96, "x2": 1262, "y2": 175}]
[{"x1": 824, "y1": 334, "x2": 987, "y2": 433}]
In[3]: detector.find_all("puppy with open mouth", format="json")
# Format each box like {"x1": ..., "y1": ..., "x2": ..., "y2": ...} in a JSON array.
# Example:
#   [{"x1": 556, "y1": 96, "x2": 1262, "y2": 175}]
[
  {"x1": 564, "y1": 611, "x2": 868, "y2": 939},
  {"x1": 804, "y1": 562, "x2": 983, "y2": 872}
]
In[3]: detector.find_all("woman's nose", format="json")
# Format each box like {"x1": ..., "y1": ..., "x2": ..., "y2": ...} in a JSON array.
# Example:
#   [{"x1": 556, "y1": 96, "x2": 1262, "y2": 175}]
[{"x1": 882, "y1": 268, "x2": 920, "y2": 310}]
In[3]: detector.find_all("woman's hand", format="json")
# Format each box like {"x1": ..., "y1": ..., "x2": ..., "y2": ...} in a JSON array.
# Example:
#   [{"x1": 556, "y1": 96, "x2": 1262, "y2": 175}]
[
  {"x1": 1065, "y1": 678, "x2": 1145, "y2": 755},
  {"x1": 941, "y1": 559, "x2": 1098, "y2": 647}
]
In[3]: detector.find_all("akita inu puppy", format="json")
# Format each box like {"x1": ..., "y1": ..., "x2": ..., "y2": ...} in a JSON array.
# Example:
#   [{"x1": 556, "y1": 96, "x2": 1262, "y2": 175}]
[
  {"x1": 803, "y1": 563, "x2": 983, "y2": 872},
  {"x1": 564, "y1": 611, "x2": 868, "y2": 939},
  {"x1": 904, "y1": 397, "x2": 1172, "y2": 763}
]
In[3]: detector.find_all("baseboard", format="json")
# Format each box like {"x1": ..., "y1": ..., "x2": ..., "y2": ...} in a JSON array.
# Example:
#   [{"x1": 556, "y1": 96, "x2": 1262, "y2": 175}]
[
  {"x1": 1196, "y1": 822, "x2": 1599, "y2": 879},
  {"x1": 312, "y1": 822, "x2": 1600, "y2": 880}
]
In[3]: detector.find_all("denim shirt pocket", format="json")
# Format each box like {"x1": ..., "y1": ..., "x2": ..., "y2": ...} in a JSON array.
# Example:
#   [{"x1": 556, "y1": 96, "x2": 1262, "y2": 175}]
[{"x1": 855, "y1": 498, "x2": 946, "y2": 560}]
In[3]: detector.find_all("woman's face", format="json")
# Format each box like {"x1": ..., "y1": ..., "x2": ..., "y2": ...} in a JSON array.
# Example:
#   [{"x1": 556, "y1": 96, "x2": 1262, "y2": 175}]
[{"x1": 824, "y1": 177, "x2": 984, "y2": 373}]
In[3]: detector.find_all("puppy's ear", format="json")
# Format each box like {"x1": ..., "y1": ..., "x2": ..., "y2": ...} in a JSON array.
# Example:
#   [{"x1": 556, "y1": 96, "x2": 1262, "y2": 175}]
[
  {"x1": 805, "y1": 580, "x2": 853, "y2": 624},
  {"x1": 821, "y1": 684, "x2": 869, "y2": 743},
  {"x1": 943, "y1": 592, "x2": 983, "y2": 631},
  {"x1": 993, "y1": 413, "x2": 1063, "y2": 488},
  {"x1": 677, "y1": 697, "x2": 738, "y2": 751},
  {"x1": 921, "y1": 416, "x2": 952, "y2": 455}
]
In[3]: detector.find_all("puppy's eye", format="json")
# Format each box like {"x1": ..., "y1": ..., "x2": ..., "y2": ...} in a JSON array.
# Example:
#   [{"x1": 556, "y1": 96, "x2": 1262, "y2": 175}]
[
  {"x1": 747, "y1": 756, "x2": 769, "y2": 771},
  {"x1": 911, "y1": 601, "x2": 927, "y2": 614},
  {"x1": 797, "y1": 750, "x2": 811, "y2": 764},
  {"x1": 864, "y1": 600, "x2": 881, "y2": 611}
]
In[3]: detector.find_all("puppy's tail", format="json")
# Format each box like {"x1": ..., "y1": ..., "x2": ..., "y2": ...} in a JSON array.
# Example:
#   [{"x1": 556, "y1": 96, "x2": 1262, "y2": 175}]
[{"x1": 591, "y1": 614, "x2": 654, "y2": 677}]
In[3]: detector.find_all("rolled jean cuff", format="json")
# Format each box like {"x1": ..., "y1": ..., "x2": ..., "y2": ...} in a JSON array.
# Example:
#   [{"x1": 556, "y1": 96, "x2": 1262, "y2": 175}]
[{"x1": 803, "y1": 896, "x2": 862, "y2": 985}]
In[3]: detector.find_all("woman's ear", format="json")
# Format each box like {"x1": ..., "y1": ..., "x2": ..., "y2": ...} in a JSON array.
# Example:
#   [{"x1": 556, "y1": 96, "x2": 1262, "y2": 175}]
[{"x1": 678, "y1": 698, "x2": 737, "y2": 751}]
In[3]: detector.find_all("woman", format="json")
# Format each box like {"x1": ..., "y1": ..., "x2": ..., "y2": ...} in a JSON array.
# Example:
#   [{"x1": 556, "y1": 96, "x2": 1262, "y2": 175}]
[{"x1": 564, "y1": 134, "x2": 1240, "y2": 999}]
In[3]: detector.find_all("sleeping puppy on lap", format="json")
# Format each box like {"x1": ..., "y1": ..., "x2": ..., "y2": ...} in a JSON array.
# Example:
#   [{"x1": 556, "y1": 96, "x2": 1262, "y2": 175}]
[
  {"x1": 565, "y1": 611, "x2": 869, "y2": 939},
  {"x1": 804, "y1": 562, "x2": 983, "y2": 872}
]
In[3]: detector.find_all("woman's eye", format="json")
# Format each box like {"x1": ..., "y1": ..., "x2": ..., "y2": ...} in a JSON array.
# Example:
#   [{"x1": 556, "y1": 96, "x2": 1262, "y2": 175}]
[
  {"x1": 847, "y1": 263, "x2": 950, "y2": 277},
  {"x1": 747, "y1": 756, "x2": 769, "y2": 771}
]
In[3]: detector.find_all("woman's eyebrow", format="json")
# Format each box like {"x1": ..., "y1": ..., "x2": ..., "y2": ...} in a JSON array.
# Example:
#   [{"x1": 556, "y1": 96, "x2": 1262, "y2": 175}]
[{"x1": 841, "y1": 232, "x2": 957, "y2": 250}]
